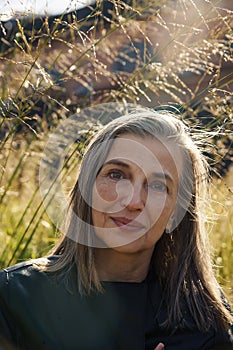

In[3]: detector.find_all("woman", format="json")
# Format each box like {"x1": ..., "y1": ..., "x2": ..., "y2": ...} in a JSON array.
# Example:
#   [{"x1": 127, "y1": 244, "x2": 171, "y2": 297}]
[{"x1": 0, "y1": 107, "x2": 232, "y2": 349}]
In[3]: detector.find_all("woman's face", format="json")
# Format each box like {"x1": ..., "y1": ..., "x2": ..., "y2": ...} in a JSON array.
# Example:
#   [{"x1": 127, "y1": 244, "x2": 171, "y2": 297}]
[{"x1": 92, "y1": 133, "x2": 183, "y2": 253}]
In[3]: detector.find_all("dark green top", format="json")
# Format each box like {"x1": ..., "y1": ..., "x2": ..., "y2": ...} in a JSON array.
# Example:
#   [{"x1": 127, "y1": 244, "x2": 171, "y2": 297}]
[{"x1": 0, "y1": 256, "x2": 232, "y2": 350}]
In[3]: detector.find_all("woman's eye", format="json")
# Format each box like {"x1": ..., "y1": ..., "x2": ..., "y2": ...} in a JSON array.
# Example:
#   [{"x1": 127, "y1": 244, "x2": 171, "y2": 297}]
[
  {"x1": 148, "y1": 181, "x2": 168, "y2": 193},
  {"x1": 108, "y1": 170, "x2": 124, "y2": 181}
]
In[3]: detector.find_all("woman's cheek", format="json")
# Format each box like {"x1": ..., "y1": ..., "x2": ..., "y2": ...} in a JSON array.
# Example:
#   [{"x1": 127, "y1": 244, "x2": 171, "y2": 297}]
[
  {"x1": 95, "y1": 180, "x2": 118, "y2": 204},
  {"x1": 147, "y1": 193, "x2": 173, "y2": 221}
]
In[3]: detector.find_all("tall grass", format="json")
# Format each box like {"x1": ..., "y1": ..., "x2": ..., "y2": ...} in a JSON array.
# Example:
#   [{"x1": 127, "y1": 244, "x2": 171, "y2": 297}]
[
  {"x1": 210, "y1": 171, "x2": 233, "y2": 303},
  {"x1": 0, "y1": 0, "x2": 232, "y2": 301}
]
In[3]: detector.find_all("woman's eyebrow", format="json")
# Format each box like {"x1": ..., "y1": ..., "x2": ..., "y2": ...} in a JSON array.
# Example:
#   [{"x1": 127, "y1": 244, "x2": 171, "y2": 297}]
[{"x1": 103, "y1": 159, "x2": 130, "y2": 169}]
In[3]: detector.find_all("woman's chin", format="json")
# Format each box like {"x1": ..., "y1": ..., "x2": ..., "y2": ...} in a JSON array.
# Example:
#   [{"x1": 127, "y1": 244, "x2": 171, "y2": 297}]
[{"x1": 94, "y1": 229, "x2": 154, "y2": 254}]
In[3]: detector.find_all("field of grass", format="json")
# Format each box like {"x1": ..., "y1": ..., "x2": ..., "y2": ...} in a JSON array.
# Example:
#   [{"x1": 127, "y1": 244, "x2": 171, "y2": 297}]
[{"x1": 209, "y1": 170, "x2": 233, "y2": 303}]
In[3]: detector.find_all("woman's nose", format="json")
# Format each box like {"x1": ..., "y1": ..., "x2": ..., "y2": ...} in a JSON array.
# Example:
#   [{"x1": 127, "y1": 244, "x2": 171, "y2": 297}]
[{"x1": 119, "y1": 180, "x2": 146, "y2": 211}]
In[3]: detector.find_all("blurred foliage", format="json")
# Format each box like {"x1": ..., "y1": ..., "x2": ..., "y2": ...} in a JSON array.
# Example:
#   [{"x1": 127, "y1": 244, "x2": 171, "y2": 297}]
[{"x1": 0, "y1": 0, "x2": 232, "y2": 300}]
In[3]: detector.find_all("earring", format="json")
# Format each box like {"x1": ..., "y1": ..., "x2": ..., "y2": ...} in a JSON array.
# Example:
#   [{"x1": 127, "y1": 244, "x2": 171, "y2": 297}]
[{"x1": 165, "y1": 215, "x2": 174, "y2": 233}]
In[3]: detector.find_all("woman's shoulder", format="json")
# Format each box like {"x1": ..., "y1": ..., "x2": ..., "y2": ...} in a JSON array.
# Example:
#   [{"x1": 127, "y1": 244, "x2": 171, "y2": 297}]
[
  {"x1": 2, "y1": 255, "x2": 58, "y2": 270},
  {"x1": 1, "y1": 254, "x2": 58, "y2": 273},
  {"x1": 147, "y1": 279, "x2": 233, "y2": 348},
  {"x1": 0, "y1": 255, "x2": 59, "y2": 291}
]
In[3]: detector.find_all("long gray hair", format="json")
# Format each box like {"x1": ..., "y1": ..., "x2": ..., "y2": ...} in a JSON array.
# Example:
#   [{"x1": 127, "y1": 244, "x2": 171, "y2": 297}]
[{"x1": 45, "y1": 106, "x2": 233, "y2": 332}]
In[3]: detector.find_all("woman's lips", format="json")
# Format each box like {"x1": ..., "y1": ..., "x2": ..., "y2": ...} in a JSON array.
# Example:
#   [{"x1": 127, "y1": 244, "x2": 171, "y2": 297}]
[{"x1": 110, "y1": 216, "x2": 146, "y2": 232}]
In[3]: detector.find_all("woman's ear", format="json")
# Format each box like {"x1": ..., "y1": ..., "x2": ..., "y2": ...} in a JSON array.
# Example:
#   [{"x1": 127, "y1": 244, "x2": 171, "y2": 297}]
[{"x1": 165, "y1": 213, "x2": 174, "y2": 233}]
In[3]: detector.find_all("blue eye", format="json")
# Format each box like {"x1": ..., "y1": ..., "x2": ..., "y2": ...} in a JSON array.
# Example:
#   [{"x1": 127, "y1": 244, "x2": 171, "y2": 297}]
[
  {"x1": 148, "y1": 181, "x2": 168, "y2": 193},
  {"x1": 108, "y1": 170, "x2": 124, "y2": 181}
]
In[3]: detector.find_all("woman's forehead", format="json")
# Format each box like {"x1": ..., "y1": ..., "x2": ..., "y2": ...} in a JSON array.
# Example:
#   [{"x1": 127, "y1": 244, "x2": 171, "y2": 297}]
[{"x1": 104, "y1": 134, "x2": 183, "y2": 178}]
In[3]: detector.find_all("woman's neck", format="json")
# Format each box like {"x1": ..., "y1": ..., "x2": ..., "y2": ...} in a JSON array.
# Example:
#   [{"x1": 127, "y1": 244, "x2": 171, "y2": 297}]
[{"x1": 94, "y1": 248, "x2": 154, "y2": 282}]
